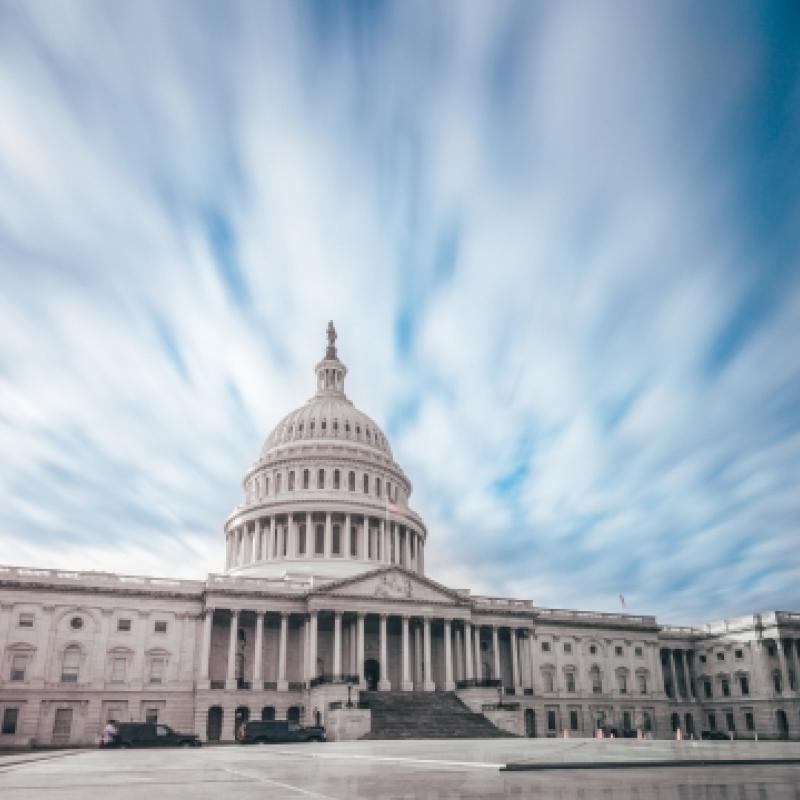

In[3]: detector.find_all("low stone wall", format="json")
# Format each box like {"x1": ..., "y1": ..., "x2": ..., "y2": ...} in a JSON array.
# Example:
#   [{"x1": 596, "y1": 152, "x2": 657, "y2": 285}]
[
  {"x1": 482, "y1": 706, "x2": 524, "y2": 736},
  {"x1": 325, "y1": 707, "x2": 372, "y2": 741}
]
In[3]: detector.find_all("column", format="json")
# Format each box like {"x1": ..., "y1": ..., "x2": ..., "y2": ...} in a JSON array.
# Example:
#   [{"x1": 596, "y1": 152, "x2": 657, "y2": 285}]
[
  {"x1": 404, "y1": 528, "x2": 412, "y2": 569},
  {"x1": 357, "y1": 613, "x2": 366, "y2": 686},
  {"x1": 454, "y1": 626, "x2": 463, "y2": 682},
  {"x1": 528, "y1": 630, "x2": 537, "y2": 693},
  {"x1": 253, "y1": 611, "x2": 264, "y2": 689},
  {"x1": 402, "y1": 616, "x2": 412, "y2": 691},
  {"x1": 379, "y1": 519, "x2": 386, "y2": 563},
  {"x1": 309, "y1": 612, "x2": 318, "y2": 681},
  {"x1": 303, "y1": 616, "x2": 311, "y2": 684},
  {"x1": 777, "y1": 638, "x2": 790, "y2": 694},
  {"x1": 464, "y1": 621, "x2": 474, "y2": 681},
  {"x1": 345, "y1": 514, "x2": 352, "y2": 559},
  {"x1": 269, "y1": 516, "x2": 276, "y2": 560},
  {"x1": 492, "y1": 626, "x2": 501, "y2": 683},
  {"x1": 669, "y1": 649, "x2": 679, "y2": 698},
  {"x1": 362, "y1": 516, "x2": 369, "y2": 560},
  {"x1": 511, "y1": 628, "x2": 520, "y2": 690},
  {"x1": 414, "y1": 623, "x2": 422, "y2": 685},
  {"x1": 250, "y1": 522, "x2": 257, "y2": 563},
  {"x1": 286, "y1": 516, "x2": 295, "y2": 559},
  {"x1": 277, "y1": 613, "x2": 289, "y2": 691},
  {"x1": 423, "y1": 616, "x2": 434, "y2": 691},
  {"x1": 199, "y1": 608, "x2": 213, "y2": 682},
  {"x1": 474, "y1": 625, "x2": 483, "y2": 681},
  {"x1": 225, "y1": 609, "x2": 239, "y2": 690},
  {"x1": 790, "y1": 639, "x2": 800, "y2": 694},
  {"x1": 322, "y1": 512, "x2": 331, "y2": 557},
  {"x1": 304, "y1": 512, "x2": 311, "y2": 558},
  {"x1": 444, "y1": 619, "x2": 454, "y2": 690},
  {"x1": 379, "y1": 614, "x2": 391, "y2": 691},
  {"x1": 682, "y1": 650, "x2": 693, "y2": 699},
  {"x1": 333, "y1": 612, "x2": 342, "y2": 679},
  {"x1": 393, "y1": 524, "x2": 399, "y2": 565}
]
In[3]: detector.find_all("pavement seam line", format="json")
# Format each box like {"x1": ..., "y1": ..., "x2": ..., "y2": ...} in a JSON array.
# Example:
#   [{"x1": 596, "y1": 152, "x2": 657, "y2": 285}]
[
  {"x1": 221, "y1": 766, "x2": 339, "y2": 799},
  {"x1": 304, "y1": 753, "x2": 503, "y2": 769}
]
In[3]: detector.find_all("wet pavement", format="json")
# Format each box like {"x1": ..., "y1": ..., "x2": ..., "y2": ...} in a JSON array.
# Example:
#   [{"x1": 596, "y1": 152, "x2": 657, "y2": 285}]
[{"x1": 0, "y1": 739, "x2": 799, "y2": 798}]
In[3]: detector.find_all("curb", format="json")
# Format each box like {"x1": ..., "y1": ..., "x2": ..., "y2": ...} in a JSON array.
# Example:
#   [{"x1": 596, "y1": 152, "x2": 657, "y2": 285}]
[{"x1": 502, "y1": 757, "x2": 800, "y2": 771}]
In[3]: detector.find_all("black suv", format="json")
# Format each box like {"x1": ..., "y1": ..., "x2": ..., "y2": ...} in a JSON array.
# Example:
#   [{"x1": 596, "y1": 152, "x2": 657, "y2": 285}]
[
  {"x1": 237, "y1": 720, "x2": 326, "y2": 744},
  {"x1": 110, "y1": 723, "x2": 201, "y2": 748}
]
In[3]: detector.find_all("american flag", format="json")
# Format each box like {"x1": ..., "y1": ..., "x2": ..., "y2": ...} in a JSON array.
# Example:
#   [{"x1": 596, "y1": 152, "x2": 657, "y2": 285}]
[{"x1": 619, "y1": 594, "x2": 626, "y2": 608}]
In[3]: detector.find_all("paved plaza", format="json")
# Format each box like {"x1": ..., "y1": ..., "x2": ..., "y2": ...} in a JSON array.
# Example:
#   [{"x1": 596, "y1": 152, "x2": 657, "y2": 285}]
[{"x1": 1, "y1": 739, "x2": 800, "y2": 799}]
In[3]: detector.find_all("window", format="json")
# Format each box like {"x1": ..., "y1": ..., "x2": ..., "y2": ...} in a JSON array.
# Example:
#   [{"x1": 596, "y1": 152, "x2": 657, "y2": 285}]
[
  {"x1": 288, "y1": 471, "x2": 295, "y2": 491},
  {"x1": 145, "y1": 708, "x2": 158, "y2": 725},
  {"x1": 303, "y1": 470, "x2": 309, "y2": 489},
  {"x1": 333, "y1": 470, "x2": 340, "y2": 490},
  {"x1": 298, "y1": 524, "x2": 306, "y2": 555},
  {"x1": 547, "y1": 710, "x2": 556, "y2": 731},
  {"x1": 61, "y1": 646, "x2": 80, "y2": 683},
  {"x1": 375, "y1": 477, "x2": 381, "y2": 497},
  {"x1": 2, "y1": 708, "x2": 18, "y2": 735},
  {"x1": 111, "y1": 657, "x2": 126, "y2": 682},
  {"x1": 318, "y1": 469, "x2": 325, "y2": 489},
  {"x1": 642, "y1": 712, "x2": 652, "y2": 732},
  {"x1": 767, "y1": 643, "x2": 776, "y2": 657},
  {"x1": 10, "y1": 655, "x2": 27, "y2": 682},
  {"x1": 635, "y1": 646, "x2": 643, "y2": 657},
  {"x1": 716, "y1": 652, "x2": 725, "y2": 662},
  {"x1": 591, "y1": 667, "x2": 602, "y2": 694},
  {"x1": 154, "y1": 621, "x2": 167, "y2": 634},
  {"x1": 703, "y1": 679, "x2": 712, "y2": 699},
  {"x1": 790, "y1": 670, "x2": 797, "y2": 691},
  {"x1": 18, "y1": 613, "x2": 34, "y2": 628},
  {"x1": 721, "y1": 678, "x2": 730, "y2": 697},
  {"x1": 618, "y1": 673, "x2": 627, "y2": 694},
  {"x1": 739, "y1": 675, "x2": 750, "y2": 696},
  {"x1": 726, "y1": 711, "x2": 735, "y2": 731},
  {"x1": 149, "y1": 658, "x2": 165, "y2": 684},
  {"x1": 570, "y1": 710, "x2": 579, "y2": 731},
  {"x1": 348, "y1": 471, "x2": 355, "y2": 491},
  {"x1": 333, "y1": 419, "x2": 339, "y2": 433},
  {"x1": 699, "y1": 654, "x2": 707, "y2": 663},
  {"x1": 566, "y1": 672, "x2": 575, "y2": 693},
  {"x1": 117, "y1": 619, "x2": 131, "y2": 632},
  {"x1": 563, "y1": 643, "x2": 572, "y2": 654},
  {"x1": 615, "y1": 646, "x2": 623, "y2": 657},
  {"x1": 350, "y1": 526, "x2": 358, "y2": 557},
  {"x1": 363, "y1": 474, "x2": 369, "y2": 493},
  {"x1": 52, "y1": 708, "x2": 73, "y2": 738},
  {"x1": 265, "y1": 477, "x2": 270, "y2": 495},
  {"x1": 623, "y1": 711, "x2": 632, "y2": 731},
  {"x1": 735, "y1": 649, "x2": 743, "y2": 660},
  {"x1": 744, "y1": 711, "x2": 755, "y2": 731},
  {"x1": 589, "y1": 645, "x2": 597, "y2": 655},
  {"x1": 638, "y1": 674, "x2": 648, "y2": 693},
  {"x1": 321, "y1": 419, "x2": 327, "y2": 432},
  {"x1": 707, "y1": 712, "x2": 717, "y2": 731},
  {"x1": 543, "y1": 671, "x2": 554, "y2": 692},
  {"x1": 315, "y1": 525, "x2": 324, "y2": 555},
  {"x1": 310, "y1": 420, "x2": 315, "y2": 433},
  {"x1": 332, "y1": 525, "x2": 341, "y2": 555},
  {"x1": 69, "y1": 616, "x2": 83, "y2": 630},
  {"x1": 773, "y1": 671, "x2": 782, "y2": 693},
  {"x1": 541, "y1": 642, "x2": 551, "y2": 653},
  {"x1": 275, "y1": 473, "x2": 282, "y2": 493}
]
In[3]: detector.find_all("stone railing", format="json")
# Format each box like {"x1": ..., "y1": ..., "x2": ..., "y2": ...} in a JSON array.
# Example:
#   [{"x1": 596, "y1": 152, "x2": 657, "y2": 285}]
[
  {"x1": 535, "y1": 607, "x2": 657, "y2": 627},
  {"x1": 309, "y1": 674, "x2": 360, "y2": 688},
  {"x1": 206, "y1": 573, "x2": 312, "y2": 594},
  {"x1": 472, "y1": 596, "x2": 534, "y2": 610}
]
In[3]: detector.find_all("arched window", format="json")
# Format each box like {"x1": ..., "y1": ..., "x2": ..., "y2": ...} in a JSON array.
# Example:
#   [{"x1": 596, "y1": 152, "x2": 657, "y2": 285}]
[
  {"x1": 261, "y1": 706, "x2": 275, "y2": 721},
  {"x1": 375, "y1": 477, "x2": 381, "y2": 497},
  {"x1": 363, "y1": 474, "x2": 369, "y2": 494},
  {"x1": 590, "y1": 666, "x2": 602, "y2": 694},
  {"x1": 317, "y1": 469, "x2": 325, "y2": 489},
  {"x1": 332, "y1": 525, "x2": 341, "y2": 555},
  {"x1": 348, "y1": 471, "x2": 355, "y2": 491},
  {"x1": 303, "y1": 469, "x2": 309, "y2": 489},
  {"x1": 61, "y1": 646, "x2": 80, "y2": 683},
  {"x1": 298, "y1": 422, "x2": 304, "y2": 434},
  {"x1": 287, "y1": 706, "x2": 301, "y2": 723},
  {"x1": 333, "y1": 470, "x2": 340, "y2": 490},
  {"x1": 288, "y1": 471, "x2": 295, "y2": 491},
  {"x1": 321, "y1": 419, "x2": 327, "y2": 432},
  {"x1": 345, "y1": 421, "x2": 351, "y2": 434},
  {"x1": 333, "y1": 419, "x2": 339, "y2": 433}
]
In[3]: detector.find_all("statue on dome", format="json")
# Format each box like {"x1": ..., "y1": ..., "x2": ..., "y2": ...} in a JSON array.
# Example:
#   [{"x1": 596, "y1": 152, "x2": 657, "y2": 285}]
[{"x1": 326, "y1": 320, "x2": 338, "y2": 359}]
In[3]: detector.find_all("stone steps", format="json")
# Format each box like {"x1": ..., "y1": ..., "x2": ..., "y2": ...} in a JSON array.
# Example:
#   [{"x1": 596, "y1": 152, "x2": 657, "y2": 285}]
[{"x1": 360, "y1": 691, "x2": 514, "y2": 740}]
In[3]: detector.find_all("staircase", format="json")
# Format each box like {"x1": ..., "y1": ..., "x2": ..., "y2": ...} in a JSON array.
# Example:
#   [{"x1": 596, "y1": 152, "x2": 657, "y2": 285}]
[{"x1": 360, "y1": 691, "x2": 515, "y2": 739}]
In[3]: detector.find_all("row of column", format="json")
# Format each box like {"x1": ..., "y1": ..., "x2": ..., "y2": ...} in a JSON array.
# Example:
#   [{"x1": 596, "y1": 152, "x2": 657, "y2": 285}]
[
  {"x1": 662, "y1": 648, "x2": 694, "y2": 700},
  {"x1": 768, "y1": 637, "x2": 800, "y2": 695},
  {"x1": 225, "y1": 513, "x2": 423, "y2": 573}
]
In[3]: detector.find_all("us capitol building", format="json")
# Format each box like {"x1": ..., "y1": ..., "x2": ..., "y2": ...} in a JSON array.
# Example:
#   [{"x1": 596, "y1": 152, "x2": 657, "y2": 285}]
[{"x1": 1, "y1": 324, "x2": 798, "y2": 746}]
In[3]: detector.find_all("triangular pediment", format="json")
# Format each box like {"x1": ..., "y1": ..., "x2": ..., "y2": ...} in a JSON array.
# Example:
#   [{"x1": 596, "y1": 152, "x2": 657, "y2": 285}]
[{"x1": 314, "y1": 567, "x2": 467, "y2": 605}]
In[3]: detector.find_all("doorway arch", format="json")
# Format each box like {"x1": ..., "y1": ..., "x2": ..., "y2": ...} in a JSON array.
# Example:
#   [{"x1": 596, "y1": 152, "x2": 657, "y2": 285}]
[
  {"x1": 364, "y1": 659, "x2": 380, "y2": 691},
  {"x1": 684, "y1": 713, "x2": 694, "y2": 737},
  {"x1": 671, "y1": 712, "x2": 681, "y2": 732},
  {"x1": 234, "y1": 705, "x2": 249, "y2": 737},
  {"x1": 261, "y1": 706, "x2": 275, "y2": 721},
  {"x1": 524, "y1": 708, "x2": 536, "y2": 738},
  {"x1": 206, "y1": 706, "x2": 223, "y2": 742},
  {"x1": 287, "y1": 706, "x2": 301, "y2": 723}
]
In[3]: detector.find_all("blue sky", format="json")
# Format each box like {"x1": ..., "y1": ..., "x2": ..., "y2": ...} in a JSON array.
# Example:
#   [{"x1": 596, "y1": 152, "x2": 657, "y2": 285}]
[{"x1": 0, "y1": 1, "x2": 798, "y2": 623}]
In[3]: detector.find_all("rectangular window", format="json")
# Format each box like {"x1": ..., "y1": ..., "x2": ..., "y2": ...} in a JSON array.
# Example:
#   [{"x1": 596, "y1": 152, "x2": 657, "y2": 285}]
[
  {"x1": 149, "y1": 658, "x2": 165, "y2": 684},
  {"x1": 699, "y1": 654, "x2": 707, "y2": 663},
  {"x1": 61, "y1": 649, "x2": 80, "y2": 683},
  {"x1": 18, "y1": 613, "x2": 34, "y2": 628},
  {"x1": 703, "y1": 680, "x2": 712, "y2": 699},
  {"x1": 716, "y1": 652, "x2": 725, "y2": 662},
  {"x1": 563, "y1": 643, "x2": 572, "y2": 654},
  {"x1": 615, "y1": 646, "x2": 623, "y2": 657},
  {"x1": 623, "y1": 711, "x2": 632, "y2": 731},
  {"x1": 618, "y1": 674, "x2": 627, "y2": 694},
  {"x1": 570, "y1": 710, "x2": 579, "y2": 731},
  {"x1": 117, "y1": 619, "x2": 131, "y2": 632},
  {"x1": 634, "y1": 646, "x2": 643, "y2": 657},
  {"x1": 547, "y1": 710, "x2": 556, "y2": 731},
  {"x1": 638, "y1": 674, "x2": 647, "y2": 693},
  {"x1": 744, "y1": 711, "x2": 754, "y2": 731},
  {"x1": 2, "y1": 708, "x2": 19, "y2": 735},
  {"x1": 566, "y1": 673, "x2": 575, "y2": 693},
  {"x1": 52, "y1": 708, "x2": 73, "y2": 738},
  {"x1": 154, "y1": 621, "x2": 167, "y2": 634},
  {"x1": 145, "y1": 708, "x2": 158, "y2": 725},
  {"x1": 735, "y1": 649, "x2": 743, "y2": 659},
  {"x1": 541, "y1": 642, "x2": 550, "y2": 652},
  {"x1": 111, "y1": 657, "x2": 126, "y2": 682},
  {"x1": 721, "y1": 679, "x2": 730, "y2": 697},
  {"x1": 10, "y1": 655, "x2": 26, "y2": 681},
  {"x1": 726, "y1": 712, "x2": 735, "y2": 731},
  {"x1": 543, "y1": 672, "x2": 554, "y2": 692},
  {"x1": 739, "y1": 676, "x2": 749, "y2": 696},
  {"x1": 708, "y1": 712, "x2": 717, "y2": 731}
]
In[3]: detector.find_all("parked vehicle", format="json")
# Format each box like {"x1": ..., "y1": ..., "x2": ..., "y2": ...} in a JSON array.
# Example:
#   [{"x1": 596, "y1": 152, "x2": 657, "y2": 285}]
[
  {"x1": 103, "y1": 722, "x2": 201, "y2": 748},
  {"x1": 237, "y1": 719, "x2": 326, "y2": 744},
  {"x1": 701, "y1": 729, "x2": 731, "y2": 741}
]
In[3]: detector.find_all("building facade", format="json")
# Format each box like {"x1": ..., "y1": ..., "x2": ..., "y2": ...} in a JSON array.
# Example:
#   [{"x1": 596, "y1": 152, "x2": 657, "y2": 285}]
[{"x1": 1, "y1": 325, "x2": 799, "y2": 746}]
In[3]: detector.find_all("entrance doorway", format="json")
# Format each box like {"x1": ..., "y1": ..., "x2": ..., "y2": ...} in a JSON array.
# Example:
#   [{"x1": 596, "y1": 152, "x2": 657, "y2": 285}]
[
  {"x1": 364, "y1": 658, "x2": 380, "y2": 690},
  {"x1": 776, "y1": 709, "x2": 789, "y2": 739},
  {"x1": 524, "y1": 708, "x2": 536, "y2": 738},
  {"x1": 206, "y1": 706, "x2": 222, "y2": 741},
  {"x1": 261, "y1": 706, "x2": 275, "y2": 721},
  {"x1": 287, "y1": 706, "x2": 301, "y2": 723},
  {"x1": 234, "y1": 705, "x2": 249, "y2": 737}
]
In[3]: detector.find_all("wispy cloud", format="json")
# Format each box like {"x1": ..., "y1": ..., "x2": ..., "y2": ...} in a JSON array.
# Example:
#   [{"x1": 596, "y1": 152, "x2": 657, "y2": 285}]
[{"x1": 0, "y1": 1, "x2": 798, "y2": 623}]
